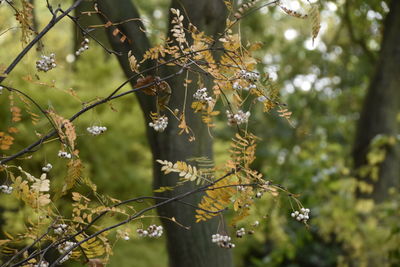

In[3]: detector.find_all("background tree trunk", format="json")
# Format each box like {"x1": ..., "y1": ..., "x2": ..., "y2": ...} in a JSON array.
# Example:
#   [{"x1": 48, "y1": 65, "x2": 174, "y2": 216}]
[
  {"x1": 97, "y1": 0, "x2": 232, "y2": 266},
  {"x1": 352, "y1": 0, "x2": 400, "y2": 202}
]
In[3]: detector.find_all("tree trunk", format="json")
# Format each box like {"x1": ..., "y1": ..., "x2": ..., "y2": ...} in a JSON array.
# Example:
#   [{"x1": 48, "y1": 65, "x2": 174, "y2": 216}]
[
  {"x1": 352, "y1": 0, "x2": 400, "y2": 202},
  {"x1": 97, "y1": 1, "x2": 232, "y2": 266}
]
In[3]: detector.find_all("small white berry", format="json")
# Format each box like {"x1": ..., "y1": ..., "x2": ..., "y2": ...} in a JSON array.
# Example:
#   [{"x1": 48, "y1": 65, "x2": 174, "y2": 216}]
[
  {"x1": 36, "y1": 53, "x2": 56, "y2": 72},
  {"x1": 257, "y1": 96, "x2": 267, "y2": 102},
  {"x1": 149, "y1": 116, "x2": 168, "y2": 132}
]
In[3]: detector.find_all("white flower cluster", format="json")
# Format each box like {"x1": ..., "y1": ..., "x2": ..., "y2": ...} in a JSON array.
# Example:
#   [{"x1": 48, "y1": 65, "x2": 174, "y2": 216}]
[
  {"x1": 36, "y1": 53, "x2": 56, "y2": 72},
  {"x1": 0, "y1": 185, "x2": 13, "y2": 194},
  {"x1": 33, "y1": 260, "x2": 49, "y2": 267},
  {"x1": 42, "y1": 163, "x2": 52, "y2": 173},
  {"x1": 252, "y1": 220, "x2": 260, "y2": 227},
  {"x1": 0, "y1": 86, "x2": 3, "y2": 94},
  {"x1": 291, "y1": 208, "x2": 311, "y2": 223},
  {"x1": 193, "y1": 87, "x2": 213, "y2": 103},
  {"x1": 54, "y1": 224, "x2": 67, "y2": 235},
  {"x1": 75, "y1": 38, "x2": 90, "y2": 56},
  {"x1": 226, "y1": 110, "x2": 251, "y2": 126},
  {"x1": 57, "y1": 241, "x2": 75, "y2": 263},
  {"x1": 137, "y1": 225, "x2": 163, "y2": 238},
  {"x1": 58, "y1": 151, "x2": 71, "y2": 159},
  {"x1": 236, "y1": 228, "x2": 246, "y2": 238},
  {"x1": 87, "y1": 125, "x2": 107, "y2": 136},
  {"x1": 149, "y1": 116, "x2": 168, "y2": 132},
  {"x1": 239, "y1": 69, "x2": 260, "y2": 83},
  {"x1": 211, "y1": 234, "x2": 235, "y2": 249}
]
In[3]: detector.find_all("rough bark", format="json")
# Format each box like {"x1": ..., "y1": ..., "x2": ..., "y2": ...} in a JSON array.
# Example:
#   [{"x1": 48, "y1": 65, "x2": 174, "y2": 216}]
[
  {"x1": 97, "y1": 1, "x2": 232, "y2": 266},
  {"x1": 352, "y1": 0, "x2": 400, "y2": 202}
]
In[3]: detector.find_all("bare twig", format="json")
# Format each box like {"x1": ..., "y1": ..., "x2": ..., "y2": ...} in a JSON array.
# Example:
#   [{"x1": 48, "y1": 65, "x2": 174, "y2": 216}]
[
  {"x1": 0, "y1": 47, "x2": 226, "y2": 165},
  {"x1": 0, "y1": 0, "x2": 84, "y2": 84},
  {"x1": 1, "y1": 85, "x2": 61, "y2": 140},
  {"x1": 9, "y1": 169, "x2": 238, "y2": 267},
  {"x1": 66, "y1": 13, "x2": 123, "y2": 56},
  {"x1": 49, "y1": 169, "x2": 238, "y2": 267},
  {"x1": 2, "y1": 219, "x2": 59, "y2": 267}
]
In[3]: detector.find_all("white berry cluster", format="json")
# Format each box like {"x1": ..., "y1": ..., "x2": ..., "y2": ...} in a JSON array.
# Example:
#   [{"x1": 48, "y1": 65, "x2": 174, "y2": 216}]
[
  {"x1": 255, "y1": 191, "x2": 264, "y2": 198},
  {"x1": 232, "y1": 70, "x2": 259, "y2": 91},
  {"x1": 291, "y1": 208, "x2": 311, "y2": 223},
  {"x1": 0, "y1": 86, "x2": 3, "y2": 94},
  {"x1": 211, "y1": 234, "x2": 235, "y2": 249},
  {"x1": 122, "y1": 233, "x2": 130, "y2": 241},
  {"x1": 193, "y1": 87, "x2": 213, "y2": 103},
  {"x1": 137, "y1": 225, "x2": 163, "y2": 238},
  {"x1": 33, "y1": 260, "x2": 49, "y2": 267},
  {"x1": 236, "y1": 228, "x2": 246, "y2": 238},
  {"x1": 149, "y1": 116, "x2": 168, "y2": 132},
  {"x1": 255, "y1": 187, "x2": 268, "y2": 198},
  {"x1": 87, "y1": 125, "x2": 107, "y2": 136},
  {"x1": 42, "y1": 163, "x2": 52, "y2": 173},
  {"x1": 0, "y1": 185, "x2": 13, "y2": 194},
  {"x1": 58, "y1": 151, "x2": 72, "y2": 159},
  {"x1": 57, "y1": 241, "x2": 75, "y2": 263},
  {"x1": 257, "y1": 95, "x2": 267, "y2": 102},
  {"x1": 36, "y1": 53, "x2": 56, "y2": 72},
  {"x1": 233, "y1": 81, "x2": 256, "y2": 91},
  {"x1": 226, "y1": 110, "x2": 251, "y2": 126},
  {"x1": 54, "y1": 224, "x2": 67, "y2": 235},
  {"x1": 75, "y1": 38, "x2": 90, "y2": 56},
  {"x1": 239, "y1": 69, "x2": 260, "y2": 83},
  {"x1": 116, "y1": 229, "x2": 130, "y2": 240},
  {"x1": 236, "y1": 185, "x2": 246, "y2": 192}
]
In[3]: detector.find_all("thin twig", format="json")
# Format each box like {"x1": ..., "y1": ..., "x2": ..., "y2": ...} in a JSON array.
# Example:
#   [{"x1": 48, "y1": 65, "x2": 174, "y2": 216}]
[
  {"x1": 49, "y1": 169, "x2": 238, "y2": 266},
  {"x1": 10, "y1": 169, "x2": 238, "y2": 267},
  {"x1": 0, "y1": 47, "x2": 226, "y2": 165},
  {"x1": 66, "y1": 13, "x2": 123, "y2": 56},
  {"x1": 2, "y1": 219, "x2": 59, "y2": 267},
  {"x1": 1, "y1": 85, "x2": 61, "y2": 140},
  {"x1": 0, "y1": 0, "x2": 84, "y2": 84}
]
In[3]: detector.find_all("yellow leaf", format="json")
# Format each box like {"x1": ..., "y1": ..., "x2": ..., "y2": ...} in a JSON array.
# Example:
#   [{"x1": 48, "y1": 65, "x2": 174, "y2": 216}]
[
  {"x1": 309, "y1": 4, "x2": 321, "y2": 45},
  {"x1": 0, "y1": 239, "x2": 11, "y2": 246}
]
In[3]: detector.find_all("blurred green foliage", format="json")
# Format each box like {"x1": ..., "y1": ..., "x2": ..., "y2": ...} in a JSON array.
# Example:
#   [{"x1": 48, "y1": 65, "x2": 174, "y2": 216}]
[{"x1": 0, "y1": 0, "x2": 399, "y2": 266}]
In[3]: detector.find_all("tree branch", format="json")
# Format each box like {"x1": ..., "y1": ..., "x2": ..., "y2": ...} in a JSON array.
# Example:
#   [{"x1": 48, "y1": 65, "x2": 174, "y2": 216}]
[
  {"x1": 0, "y1": 46, "x2": 224, "y2": 165},
  {"x1": 8, "y1": 169, "x2": 238, "y2": 267},
  {"x1": 0, "y1": 0, "x2": 84, "y2": 83}
]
